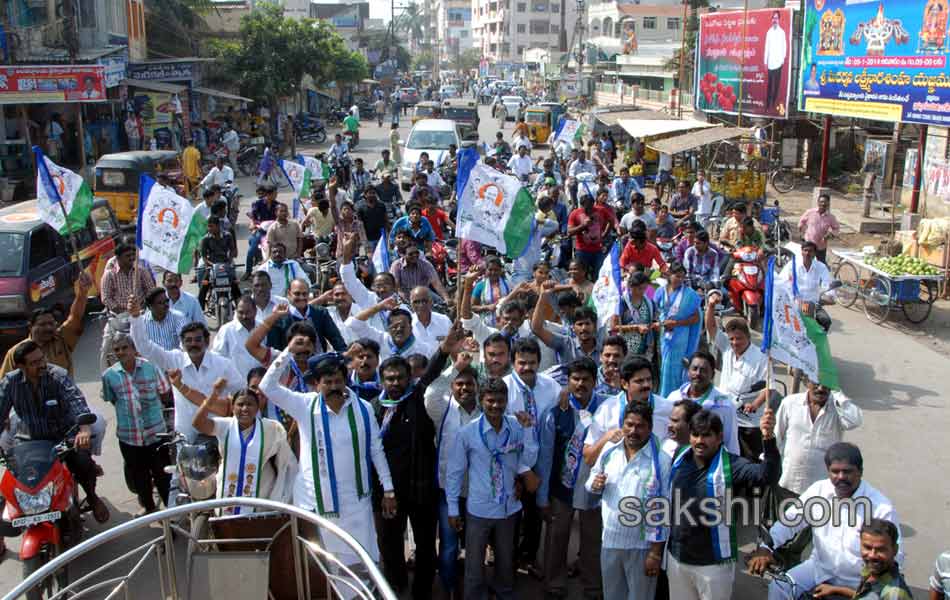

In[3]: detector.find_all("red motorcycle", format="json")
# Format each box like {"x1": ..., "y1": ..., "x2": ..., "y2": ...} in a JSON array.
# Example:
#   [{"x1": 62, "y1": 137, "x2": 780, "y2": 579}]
[
  {"x1": 0, "y1": 413, "x2": 97, "y2": 599},
  {"x1": 725, "y1": 244, "x2": 766, "y2": 330}
]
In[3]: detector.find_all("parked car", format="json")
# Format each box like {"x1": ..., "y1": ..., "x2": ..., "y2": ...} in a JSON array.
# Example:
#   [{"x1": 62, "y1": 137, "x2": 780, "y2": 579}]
[
  {"x1": 399, "y1": 87, "x2": 420, "y2": 105},
  {"x1": 0, "y1": 199, "x2": 120, "y2": 342},
  {"x1": 399, "y1": 119, "x2": 461, "y2": 191}
]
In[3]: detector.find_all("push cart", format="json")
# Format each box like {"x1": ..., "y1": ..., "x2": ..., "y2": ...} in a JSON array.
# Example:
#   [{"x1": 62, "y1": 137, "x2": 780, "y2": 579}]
[{"x1": 831, "y1": 249, "x2": 944, "y2": 325}]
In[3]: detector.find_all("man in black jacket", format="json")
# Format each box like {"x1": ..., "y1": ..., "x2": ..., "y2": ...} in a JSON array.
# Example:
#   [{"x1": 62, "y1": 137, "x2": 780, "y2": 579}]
[
  {"x1": 375, "y1": 322, "x2": 465, "y2": 598},
  {"x1": 664, "y1": 408, "x2": 781, "y2": 600},
  {"x1": 265, "y1": 278, "x2": 346, "y2": 353}
]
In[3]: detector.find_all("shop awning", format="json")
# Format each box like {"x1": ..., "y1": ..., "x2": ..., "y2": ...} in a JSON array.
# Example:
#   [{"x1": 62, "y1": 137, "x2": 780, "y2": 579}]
[
  {"x1": 594, "y1": 109, "x2": 669, "y2": 128},
  {"x1": 121, "y1": 79, "x2": 186, "y2": 94},
  {"x1": 617, "y1": 118, "x2": 716, "y2": 139},
  {"x1": 192, "y1": 86, "x2": 252, "y2": 103},
  {"x1": 647, "y1": 126, "x2": 751, "y2": 154}
]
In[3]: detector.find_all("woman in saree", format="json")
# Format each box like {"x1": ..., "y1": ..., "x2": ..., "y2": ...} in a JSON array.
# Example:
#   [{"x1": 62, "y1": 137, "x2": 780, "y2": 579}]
[
  {"x1": 192, "y1": 380, "x2": 297, "y2": 515},
  {"x1": 470, "y1": 255, "x2": 512, "y2": 326},
  {"x1": 653, "y1": 261, "x2": 702, "y2": 396},
  {"x1": 610, "y1": 270, "x2": 657, "y2": 359}
]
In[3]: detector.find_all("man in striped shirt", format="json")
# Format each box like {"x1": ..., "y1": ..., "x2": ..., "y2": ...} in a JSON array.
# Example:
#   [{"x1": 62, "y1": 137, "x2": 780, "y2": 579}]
[{"x1": 142, "y1": 287, "x2": 188, "y2": 351}]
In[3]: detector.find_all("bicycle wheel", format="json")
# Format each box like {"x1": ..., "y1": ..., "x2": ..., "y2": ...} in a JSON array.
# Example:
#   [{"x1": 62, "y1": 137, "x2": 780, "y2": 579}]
[
  {"x1": 833, "y1": 261, "x2": 860, "y2": 308},
  {"x1": 771, "y1": 169, "x2": 796, "y2": 194},
  {"x1": 861, "y1": 276, "x2": 891, "y2": 323},
  {"x1": 900, "y1": 280, "x2": 934, "y2": 324}
]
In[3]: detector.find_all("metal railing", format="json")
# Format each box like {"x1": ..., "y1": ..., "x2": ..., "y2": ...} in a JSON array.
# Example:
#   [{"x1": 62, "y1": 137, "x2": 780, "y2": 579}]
[{"x1": 3, "y1": 497, "x2": 397, "y2": 600}]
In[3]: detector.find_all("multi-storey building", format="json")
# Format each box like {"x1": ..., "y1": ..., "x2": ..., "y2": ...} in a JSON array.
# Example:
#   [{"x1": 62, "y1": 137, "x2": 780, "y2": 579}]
[
  {"x1": 471, "y1": 0, "x2": 577, "y2": 67},
  {"x1": 435, "y1": 0, "x2": 473, "y2": 65}
]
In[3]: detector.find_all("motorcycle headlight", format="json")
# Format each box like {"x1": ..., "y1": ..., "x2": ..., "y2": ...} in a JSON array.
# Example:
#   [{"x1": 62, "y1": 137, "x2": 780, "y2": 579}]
[{"x1": 14, "y1": 483, "x2": 53, "y2": 516}]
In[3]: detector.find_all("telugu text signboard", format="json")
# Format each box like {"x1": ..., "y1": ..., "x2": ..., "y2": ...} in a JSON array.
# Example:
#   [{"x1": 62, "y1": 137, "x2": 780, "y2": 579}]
[
  {"x1": 695, "y1": 8, "x2": 794, "y2": 119},
  {"x1": 798, "y1": 0, "x2": 950, "y2": 125},
  {"x1": 0, "y1": 65, "x2": 106, "y2": 104}
]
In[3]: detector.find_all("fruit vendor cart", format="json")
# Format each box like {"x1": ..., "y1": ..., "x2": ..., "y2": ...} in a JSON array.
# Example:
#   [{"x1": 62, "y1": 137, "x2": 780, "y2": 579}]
[{"x1": 831, "y1": 249, "x2": 945, "y2": 324}]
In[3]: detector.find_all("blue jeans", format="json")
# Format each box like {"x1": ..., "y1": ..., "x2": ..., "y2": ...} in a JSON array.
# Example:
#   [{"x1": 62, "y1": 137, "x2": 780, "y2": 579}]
[
  {"x1": 246, "y1": 229, "x2": 266, "y2": 269},
  {"x1": 438, "y1": 490, "x2": 466, "y2": 591},
  {"x1": 574, "y1": 249, "x2": 605, "y2": 279}
]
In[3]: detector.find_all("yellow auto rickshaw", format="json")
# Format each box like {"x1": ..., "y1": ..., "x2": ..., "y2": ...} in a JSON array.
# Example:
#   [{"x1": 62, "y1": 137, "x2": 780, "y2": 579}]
[
  {"x1": 94, "y1": 151, "x2": 185, "y2": 226},
  {"x1": 525, "y1": 105, "x2": 554, "y2": 145},
  {"x1": 411, "y1": 101, "x2": 443, "y2": 125}
]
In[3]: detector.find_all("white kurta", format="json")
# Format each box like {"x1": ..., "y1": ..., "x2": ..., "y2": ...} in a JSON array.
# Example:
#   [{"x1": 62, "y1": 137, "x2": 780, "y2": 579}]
[
  {"x1": 210, "y1": 416, "x2": 298, "y2": 509},
  {"x1": 259, "y1": 349, "x2": 394, "y2": 563}
]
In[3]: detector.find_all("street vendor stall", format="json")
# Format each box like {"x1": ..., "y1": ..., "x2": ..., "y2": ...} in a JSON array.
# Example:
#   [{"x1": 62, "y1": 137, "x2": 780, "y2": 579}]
[{"x1": 832, "y1": 249, "x2": 945, "y2": 324}]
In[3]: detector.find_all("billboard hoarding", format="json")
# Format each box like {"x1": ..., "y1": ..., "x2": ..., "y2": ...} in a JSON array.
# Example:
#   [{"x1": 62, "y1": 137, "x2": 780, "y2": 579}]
[
  {"x1": 0, "y1": 65, "x2": 106, "y2": 104},
  {"x1": 695, "y1": 8, "x2": 794, "y2": 119},
  {"x1": 798, "y1": 0, "x2": 950, "y2": 125}
]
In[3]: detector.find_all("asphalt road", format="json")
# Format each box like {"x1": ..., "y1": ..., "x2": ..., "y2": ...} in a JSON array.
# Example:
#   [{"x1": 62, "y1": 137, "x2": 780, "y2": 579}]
[{"x1": 0, "y1": 103, "x2": 945, "y2": 598}]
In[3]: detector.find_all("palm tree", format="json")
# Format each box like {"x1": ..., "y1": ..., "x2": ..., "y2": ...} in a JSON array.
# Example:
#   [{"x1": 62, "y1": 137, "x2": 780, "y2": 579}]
[{"x1": 396, "y1": 2, "x2": 428, "y2": 50}]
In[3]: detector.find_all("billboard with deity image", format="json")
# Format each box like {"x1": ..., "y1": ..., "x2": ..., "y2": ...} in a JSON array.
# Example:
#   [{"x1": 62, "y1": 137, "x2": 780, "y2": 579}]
[
  {"x1": 798, "y1": 0, "x2": 950, "y2": 125},
  {"x1": 695, "y1": 8, "x2": 794, "y2": 119}
]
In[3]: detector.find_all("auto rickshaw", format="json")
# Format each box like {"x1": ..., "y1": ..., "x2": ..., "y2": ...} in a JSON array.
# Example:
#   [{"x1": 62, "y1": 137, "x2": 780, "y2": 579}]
[
  {"x1": 442, "y1": 98, "x2": 479, "y2": 140},
  {"x1": 540, "y1": 101, "x2": 566, "y2": 129},
  {"x1": 411, "y1": 101, "x2": 443, "y2": 125},
  {"x1": 93, "y1": 151, "x2": 185, "y2": 226},
  {"x1": 524, "y1": 105, "x2": 554, "y2": 145}
]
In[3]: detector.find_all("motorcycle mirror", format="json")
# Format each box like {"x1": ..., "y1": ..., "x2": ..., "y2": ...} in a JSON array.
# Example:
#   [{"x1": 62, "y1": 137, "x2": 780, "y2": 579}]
[
  {"x1": 749, "y1": 380, "x2": 767, "y2": 393},
  {"x1": 77, "y1": 413, "x2": 97, "y2": 426}
]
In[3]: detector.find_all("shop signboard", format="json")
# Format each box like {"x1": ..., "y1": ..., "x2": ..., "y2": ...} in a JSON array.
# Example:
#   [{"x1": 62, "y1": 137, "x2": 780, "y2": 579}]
[
  {"x1": 127, "y1": 61, "x2": 195, "y2": 83},
  {"x1": 695, "y1": 8, "x2": 794, "y2": 119},
  {"x1": 798, "y1": 0, "x2": 950, "y2": 125},
  {"x1": 99, "y1": 51, "x2": 129, "y2": 88},
  {"x1": 0, "y1": 65, "x2": 106, "y2": 103}
]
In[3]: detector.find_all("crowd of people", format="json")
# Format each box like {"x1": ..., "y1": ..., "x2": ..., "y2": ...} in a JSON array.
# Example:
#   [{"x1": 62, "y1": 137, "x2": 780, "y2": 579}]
[{"x1": 1, "y1": 105, "x2": 946, "y2": 600}]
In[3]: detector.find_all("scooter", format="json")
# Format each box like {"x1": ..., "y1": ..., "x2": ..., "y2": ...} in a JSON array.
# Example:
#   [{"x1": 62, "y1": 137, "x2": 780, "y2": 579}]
[
  {"x1": 0, "y1": 413, "x2": 98, "y2": 600},
  {"x1": 745, "y1": 525, "x2": 851, "y2": 600},
  {"x1": 725, "y1": 245, "x2": 766, "y2": 330}
]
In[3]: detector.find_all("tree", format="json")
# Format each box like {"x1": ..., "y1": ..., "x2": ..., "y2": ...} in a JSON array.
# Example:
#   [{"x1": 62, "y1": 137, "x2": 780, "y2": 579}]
[
  {"x1": 454, "y1": 48, "x2": 481, "y2": 73},
  {"x1": 412, "y1": 51, "x2": 435, "y2": 70},
  {"x1": 396, "y1": 2, "x2": 428, "y2": 48},
  {"x1": 207, "y1": 4, "x2": 367, "y2": 105},
  {"x1": 665, "y1": 0, "x2": 708, "y2": 94},
  {"x1": 145, "y1": 0, "x2": 215, "y2": 57}
]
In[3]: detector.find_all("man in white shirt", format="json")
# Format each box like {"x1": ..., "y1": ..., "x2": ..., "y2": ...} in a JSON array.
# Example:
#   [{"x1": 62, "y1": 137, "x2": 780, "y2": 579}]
[
  {"x1": 221, "y1": 127, "x2": 240, "y2": 170},
  {"x1": 425, "y1": 359, "x2": 481, "y2": 595},
  {"x1": 507, "y1": 145, "x2": 534, "y2": 182},
  {"x1": 655, "y1": 152, "x2": 673, "y2": 199},
  {"x1": 254, "y1": 242, "x2": 309, "y2": 298},
  {"x1": 665, "y1": 350, "x2": 740, "y2": 455},
  {"x1": 250, "y1": 271, "x2": 287, "y2": 324},
  {"x1": 200, "y1": 157, "x2": 234, "y2": 190},
  {"x1": 409, "y1": 286, "x2": 451, "y2": 347},
  {"x1": 763, "y1": 10, "x2": 788, "y2": 112},
  {"x1": 211, "y1": 296, "x2": 263, "y2": 377},
  {"x1": 346, "y1": 298, "x2": 435, "y2": 360},
  {"x1": 259, "y1": 348, "x2": 396, "y2": 569},
  {"x1": 749, "y1": 443, "x2": 901, "y2": 600},
  {"x1": 691, "y1": 169, "x2": 714, "y2": 227},
  {"x1": 318, "y1": 283, "x2": 362, "y2": 345},
  {"x1": 128, "y1": 297, "x2": 243, "y2": 441},
  {"x1": 619, "y1": 194, "x2": 657, "y2": 236},
  {"x1": 779, "y1": 240, "x2": 834, "y2": 330},
  {"x1": 704, "y1": 298, "x2": 770, "y2": 459},
  {"x1": 774, "y1": 382, "x2": 863, "y2": 494}
]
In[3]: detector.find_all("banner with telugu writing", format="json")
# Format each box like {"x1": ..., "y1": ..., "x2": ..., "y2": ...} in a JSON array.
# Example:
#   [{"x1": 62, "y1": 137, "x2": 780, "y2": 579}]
[{"x1": 798, "y1": 0, "x2": 950, "y2": 125}]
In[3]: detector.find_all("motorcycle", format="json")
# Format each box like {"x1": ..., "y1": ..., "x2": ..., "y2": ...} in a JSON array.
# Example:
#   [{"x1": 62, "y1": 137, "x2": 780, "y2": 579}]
[
  {"x1": 306, "y1": 235, "x2": 339, "y2": 293},
  {"x1": 745, "y1": 525, "x2": 851, "y2": 600},
  {"x1": 202, "y1": 262, "x2": 238, "y2": 326},
  {"x1": 236, "y1": 141, "x2": 261, "y2": 177},
  {"x1": 331, "y1": 154, "x2": 352, "y2": 189},
  {"x1": 725, "y1": 244, "x2": 766, "y2": 330},
  {"x1": 0, "y1": 413, "x2": 98, "y2": 600},
  {"x1": 158, "y1": 431, "x2": 220, "y2": 561},
  {"x1": 342, "y1": 130, "x2": 359, "y2": 150},
  {"x1": 221, "y1": 182, "x2": 242, "y2": 227}
]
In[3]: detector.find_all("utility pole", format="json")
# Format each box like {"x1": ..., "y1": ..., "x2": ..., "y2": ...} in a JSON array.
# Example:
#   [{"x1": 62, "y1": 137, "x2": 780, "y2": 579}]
[{"x1": 677, "y1": 0, "x2": 689, "y2": 117}]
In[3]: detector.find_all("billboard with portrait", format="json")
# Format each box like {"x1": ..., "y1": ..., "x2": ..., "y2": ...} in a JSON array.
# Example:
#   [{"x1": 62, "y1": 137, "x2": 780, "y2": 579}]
[
  {"x1": 798, "y1": 0, "x2": 950, "y2": 125},
  {"x1": 0, "y1": 65, "x2": 106, "y2": 103},
  {"x1": 695, "y1": 8, "x2": 794, "y2": 119}
]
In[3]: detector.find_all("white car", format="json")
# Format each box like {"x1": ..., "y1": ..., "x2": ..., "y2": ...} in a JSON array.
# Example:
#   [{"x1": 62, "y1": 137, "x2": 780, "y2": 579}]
[
  {"x1": 497, "y1": 95, "x2": 525, "y2": 121},
  {"x1": 399, "y1": 119, "x2": 461, "y2": 190}
]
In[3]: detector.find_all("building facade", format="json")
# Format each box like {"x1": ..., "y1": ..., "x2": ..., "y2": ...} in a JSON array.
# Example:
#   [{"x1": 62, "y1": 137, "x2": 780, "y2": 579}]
[
  {"x1": 435, "y1": 0, "x2": 474, "y2": 64},
  {"x1": 471, "y1": 0, "x2": 577, "y2": 67}
]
